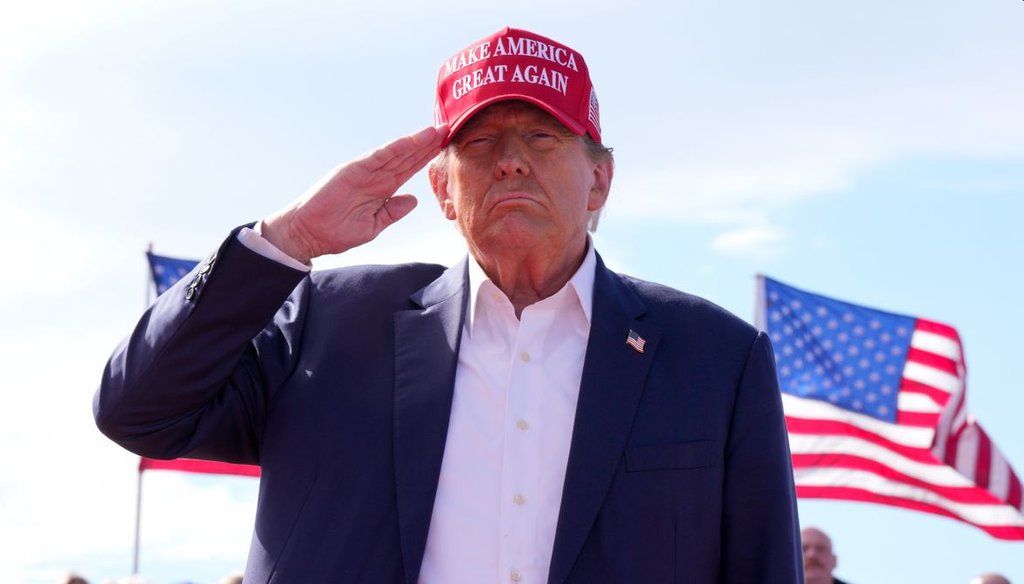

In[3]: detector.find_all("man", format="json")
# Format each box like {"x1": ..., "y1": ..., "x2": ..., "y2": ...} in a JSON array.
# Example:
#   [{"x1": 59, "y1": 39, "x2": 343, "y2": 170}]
[
  {"x1": 801, "y1": 527, "x2": 848, "y2": 584},
  {"x1": 95, "y1": 27, "x2": 802, "y2": 583}
]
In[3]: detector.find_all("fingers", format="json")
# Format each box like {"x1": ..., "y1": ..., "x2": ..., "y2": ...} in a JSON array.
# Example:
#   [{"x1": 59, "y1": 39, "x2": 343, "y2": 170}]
[{"x1": 362, "y1": 125, "x2": 448, "y2": 180}]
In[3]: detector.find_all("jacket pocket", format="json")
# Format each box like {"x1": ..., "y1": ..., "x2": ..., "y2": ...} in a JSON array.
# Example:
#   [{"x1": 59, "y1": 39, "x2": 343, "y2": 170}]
[{"x1": 625, "y1": 441, "x2": 717, "y2": 472}]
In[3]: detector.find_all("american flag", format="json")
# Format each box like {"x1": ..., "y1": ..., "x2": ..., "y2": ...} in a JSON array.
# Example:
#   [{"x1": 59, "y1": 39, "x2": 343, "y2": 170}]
[
  {"x1": 147, "y1": 251, "x2": 199, "y2": 296},
  {"x1": 626, "y1": 329, "x2": 646, "y2": 353},
  {"x1": 756, "y1": 275, "x2": 1024, "y2": 540},
  {"x1": 139, "y1": 248, "x2": 261, "y2": 478}
]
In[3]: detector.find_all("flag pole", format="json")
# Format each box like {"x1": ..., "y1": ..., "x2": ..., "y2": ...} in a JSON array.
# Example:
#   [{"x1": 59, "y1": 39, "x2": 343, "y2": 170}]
[
  {"x1": 132, "y1": 466, "x2": 143, "y2": 574},
  {"x1": 145, "y1": 243, "x2": 154, "y2": 307},
  {"x1": 753, "y1": 273, "x2": 766, "y2": 331},
  {"x1": 132, "y1": 244, "x2": 154, "y2": 576}
]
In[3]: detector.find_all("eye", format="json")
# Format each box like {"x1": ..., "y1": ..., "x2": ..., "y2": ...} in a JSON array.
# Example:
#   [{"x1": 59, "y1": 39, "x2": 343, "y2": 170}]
[
  {"x1": 527, "y1": 129, "x2": 561, "y2": 148},
  {"x1": 456, "y1": 133, "x2": 495, "y2": 154}
]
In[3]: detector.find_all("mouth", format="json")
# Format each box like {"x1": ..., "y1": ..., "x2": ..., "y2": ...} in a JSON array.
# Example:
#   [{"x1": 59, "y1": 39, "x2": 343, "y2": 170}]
[{"x1": 490, "y1": 191, "x2": 540, "y2": 209}]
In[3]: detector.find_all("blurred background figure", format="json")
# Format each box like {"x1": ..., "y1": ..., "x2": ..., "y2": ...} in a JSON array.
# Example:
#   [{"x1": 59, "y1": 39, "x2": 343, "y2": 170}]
[
  {"x1": 218, "y1": 573, "x2": 243, "y2": 584},
  {"x1": 57, "y1": 572, "x2": 88, "y2": 584},
  {"x1": 970, "y1": 574, "x2": 1011, "y2": 584},
  {"x1": 801, "y1": 526, "x2": 850, "y2": 584}
]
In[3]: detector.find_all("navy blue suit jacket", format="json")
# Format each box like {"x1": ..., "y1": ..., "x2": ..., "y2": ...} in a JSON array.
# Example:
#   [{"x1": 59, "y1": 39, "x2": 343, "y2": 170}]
[{"x1": 95, "y1": 231, "x2": 802, "y2": 583}]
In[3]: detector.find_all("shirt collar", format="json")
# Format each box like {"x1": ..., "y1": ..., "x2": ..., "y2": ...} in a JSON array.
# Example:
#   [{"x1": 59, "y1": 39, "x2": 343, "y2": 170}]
[{"x1": 466, "y1": 237, "x2": 597, "y2": 332}]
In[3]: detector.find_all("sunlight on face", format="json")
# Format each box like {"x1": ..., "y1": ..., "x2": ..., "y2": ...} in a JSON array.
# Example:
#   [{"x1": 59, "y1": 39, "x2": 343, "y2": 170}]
[{"x1": 432, "y1": 101, "x2": 610, "y2": 260}]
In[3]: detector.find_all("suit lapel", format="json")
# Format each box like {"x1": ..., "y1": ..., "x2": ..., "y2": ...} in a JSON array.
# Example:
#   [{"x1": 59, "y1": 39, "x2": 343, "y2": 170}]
[
  {"x1": 547, "y1": 257, "x2": 662, "y2": 584},
  {"x1": 393, "y1": 259, "x2": 468, "y2": 584}
]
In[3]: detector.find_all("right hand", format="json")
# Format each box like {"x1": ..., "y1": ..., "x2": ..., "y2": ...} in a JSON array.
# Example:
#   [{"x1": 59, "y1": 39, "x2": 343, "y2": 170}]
[{"x1": 261, "y1": 125, "x2": 448, "y2": 264}]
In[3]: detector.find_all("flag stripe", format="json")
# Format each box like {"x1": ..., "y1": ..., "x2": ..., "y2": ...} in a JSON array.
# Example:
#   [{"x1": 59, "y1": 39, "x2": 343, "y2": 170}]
[
  {"x1": 989, "y1": 455, "x2": 1011, "y2": 501},
  {"x1": 794, "y1": 468, "x2": 1024, "y2": 528},
  {"x1": 902, "y1": 361, "x2": 962, "y2": 395},
  {"x1": 795, "y1": 485, "x2": 1024, "y2": 541},
  {"x1": 896, "y1": 378, "x2": 952, "y2": 409},
  {"x1": 905, "y1": 347, "x2": 959, "y2": 377},
  {"x1": 139, "y1": 457, "x2": 261, "y2": 477},
  {"x1": 791, "y1": 454, "x2": 1000, "y2": 503},
  {"x1": 913, "y1": 318, "x2": 960, "y2": 340},
  {"x1": 781, "y1": 394, "x2": 934, "y2": 447},
  {"x1": 910, "y1": 329, "x2": 962, "y2": 360},
  {"x1": 789, "y1": 436, "x2": 974, "y2": 487},
  {"x1": 785, "y1": 417, "x2": 937, "y2": 463},
  {"x1": 896, "y1": 390, "x2": 943, "y2": 413},
  {"x1": 954, "y1": 424, "x2": 980, "y2": 482},
  {"x1": 896, "y1": 411, "x2": 940, "y2": 427},
  {"x1": 1010, "y1": 472, "x2": 1023, "y2": 509},
  {"x1": 976, "y1": 427, "x2": 992, "y2": 489}
]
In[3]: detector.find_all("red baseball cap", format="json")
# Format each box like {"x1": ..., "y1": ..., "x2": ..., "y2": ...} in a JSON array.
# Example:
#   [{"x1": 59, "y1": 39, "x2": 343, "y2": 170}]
[{"x1": 434, "y1": 27, "x2": 602, "y2": 146}]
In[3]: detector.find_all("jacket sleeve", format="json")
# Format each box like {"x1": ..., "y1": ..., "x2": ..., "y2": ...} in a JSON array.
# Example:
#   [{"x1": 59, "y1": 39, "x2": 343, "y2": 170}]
[
  {"x1": 93, "y1": 228, "x2": 310, "y2": 465},
  {"x1": 721, "y1": 331, "x2": 804, "y2": 583}
]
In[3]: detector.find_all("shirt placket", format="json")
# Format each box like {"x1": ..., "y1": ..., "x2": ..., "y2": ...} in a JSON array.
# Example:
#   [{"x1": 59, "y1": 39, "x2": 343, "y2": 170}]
[{"x1": 499, "y1": 302, "x2": 557, "y2": 584}]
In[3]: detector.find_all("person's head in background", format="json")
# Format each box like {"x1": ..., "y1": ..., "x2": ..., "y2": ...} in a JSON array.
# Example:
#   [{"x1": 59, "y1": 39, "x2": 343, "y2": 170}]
[
  {"x1": 801, "y1": 526, "x2": 839, "y2": 584},
  {"x1": 56, "y1": 572, "x2": 88, "y2": 584},
  {"x1": 970, "y1": 573, "x2": 1011, "y2": 584}
]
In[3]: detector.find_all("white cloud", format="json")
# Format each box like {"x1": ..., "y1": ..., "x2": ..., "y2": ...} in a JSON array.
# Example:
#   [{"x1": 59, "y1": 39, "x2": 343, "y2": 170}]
[
  {"x1": 591, "y1": 0, "x2": 1024, "y2": 260},
  {"x1": 711, "y1": 225, "x2": 789, "y2": 258}
]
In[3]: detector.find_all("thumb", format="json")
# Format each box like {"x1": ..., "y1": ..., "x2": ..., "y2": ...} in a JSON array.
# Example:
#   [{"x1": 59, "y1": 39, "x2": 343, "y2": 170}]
[{"x1": 377, "y1": 194, "x2": 418, "y2": 230}]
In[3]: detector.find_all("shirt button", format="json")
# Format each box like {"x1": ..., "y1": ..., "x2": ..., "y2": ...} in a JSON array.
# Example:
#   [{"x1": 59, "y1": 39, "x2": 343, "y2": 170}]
[
  {"x1": 519, "y1": 352, "x2": 530, "y2": 362},
  {"x1": 510, "y1": 569, "x2": 522, "y2": 582},
  {"x1": 516, "y1": 419, "x2": 529, "y2": 431},
  {"x1": 514, "y1": 494, "x2": 526, "y2": 505}
]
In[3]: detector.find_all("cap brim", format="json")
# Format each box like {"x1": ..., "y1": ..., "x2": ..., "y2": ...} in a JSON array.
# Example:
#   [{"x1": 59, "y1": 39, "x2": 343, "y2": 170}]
[{"x1": 441, "y1": 94, "x2": 587, "y2": 147}]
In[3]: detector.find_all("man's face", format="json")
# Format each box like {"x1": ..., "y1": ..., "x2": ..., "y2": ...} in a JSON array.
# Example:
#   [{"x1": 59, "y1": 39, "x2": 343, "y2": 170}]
[
  {"x1": 801, "y1": 528, "x2": 837, "y2": 584},
  {"x1": 430, "y1": 101, "x2": 611, "y2": 260}
]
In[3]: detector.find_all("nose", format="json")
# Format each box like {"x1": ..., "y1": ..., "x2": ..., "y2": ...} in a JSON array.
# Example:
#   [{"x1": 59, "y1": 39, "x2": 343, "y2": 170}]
[{"x1": 494, "y1": 135, "x2": 530, "y2": 179}]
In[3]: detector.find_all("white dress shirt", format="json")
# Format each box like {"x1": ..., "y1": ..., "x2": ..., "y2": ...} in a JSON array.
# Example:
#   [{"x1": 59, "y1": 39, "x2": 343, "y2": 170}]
[
  {"x1": 239, "y1": 227, "x2": 595, "y2": 584},
  {"x1": 418, "y1": 244, "x2": 595, "y2": 584}
]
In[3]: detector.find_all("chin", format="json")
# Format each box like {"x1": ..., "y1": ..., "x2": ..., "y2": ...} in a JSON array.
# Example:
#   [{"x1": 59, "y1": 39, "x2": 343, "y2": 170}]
[{"x1": 480, "y1": 218, "x2": 548, "y2": 246}]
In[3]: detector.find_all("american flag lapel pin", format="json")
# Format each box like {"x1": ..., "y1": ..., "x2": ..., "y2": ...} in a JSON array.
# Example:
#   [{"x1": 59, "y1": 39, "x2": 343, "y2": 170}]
[{"x1": 626, "y1": 329, "x2": 646, "y2": 353}]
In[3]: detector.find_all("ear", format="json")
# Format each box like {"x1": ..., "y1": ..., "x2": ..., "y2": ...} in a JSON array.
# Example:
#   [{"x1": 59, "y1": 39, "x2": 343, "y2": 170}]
[
  {"x1": 586, "y1": 156, "x2": 614, "y2": 212},
  {"x1": 428, "y1": 160, "x2": 457, "y2": 221}
]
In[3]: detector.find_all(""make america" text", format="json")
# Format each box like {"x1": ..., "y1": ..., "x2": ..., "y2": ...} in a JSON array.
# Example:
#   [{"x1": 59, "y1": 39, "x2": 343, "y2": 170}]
[{"x1": 442, "y1": 35, "x2": 580, "y2": 78}]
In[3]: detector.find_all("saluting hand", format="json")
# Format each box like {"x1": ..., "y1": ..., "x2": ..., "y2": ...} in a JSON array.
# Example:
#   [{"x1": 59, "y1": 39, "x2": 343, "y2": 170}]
[{"x1": 261, "y1": 125, "x2": 448, "y2": 264}]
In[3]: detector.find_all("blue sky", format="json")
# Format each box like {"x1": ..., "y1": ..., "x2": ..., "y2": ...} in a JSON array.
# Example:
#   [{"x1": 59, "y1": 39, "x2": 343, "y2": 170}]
[{"x1": 1, "y1": 1, "x2": 1022, "y2": 582}]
